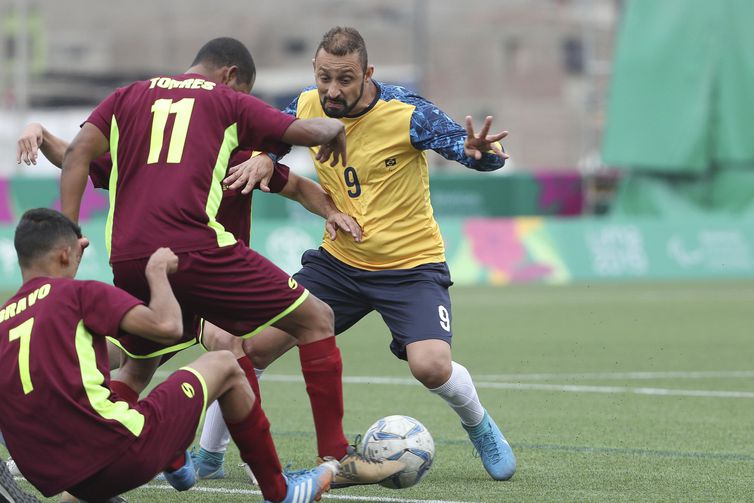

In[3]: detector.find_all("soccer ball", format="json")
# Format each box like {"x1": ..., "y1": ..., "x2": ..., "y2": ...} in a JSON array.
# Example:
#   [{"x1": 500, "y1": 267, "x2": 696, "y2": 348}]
[{"x1": 361, "y1": 415, "x2": 435, "y2": 489}]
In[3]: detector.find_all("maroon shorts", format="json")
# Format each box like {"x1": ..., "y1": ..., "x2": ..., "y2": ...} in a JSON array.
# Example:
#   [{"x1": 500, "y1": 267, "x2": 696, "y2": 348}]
[
  {"x1": 111, "y1": 242, "x2": 308, "y2": 357},
  {"x1": 66, "y1": 369, "x2": 206, "y2": 501}
]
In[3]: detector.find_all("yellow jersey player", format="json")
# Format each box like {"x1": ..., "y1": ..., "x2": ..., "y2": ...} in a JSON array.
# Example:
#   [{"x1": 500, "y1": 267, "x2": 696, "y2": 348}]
[{"x1": 202, "y1": 26, "x2": 516, "y2": 485}]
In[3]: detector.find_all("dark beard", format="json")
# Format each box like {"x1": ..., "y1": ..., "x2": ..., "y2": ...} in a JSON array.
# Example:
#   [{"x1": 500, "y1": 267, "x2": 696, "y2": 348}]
[{"x1": 321, "y1": 80, "x2": 365, "y2": 118}]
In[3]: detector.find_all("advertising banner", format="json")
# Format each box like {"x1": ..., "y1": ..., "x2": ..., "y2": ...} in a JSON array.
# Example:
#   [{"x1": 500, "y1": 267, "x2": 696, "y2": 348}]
[{"x1": 2, "y1": 216, "x2": 753, "y2": 292}]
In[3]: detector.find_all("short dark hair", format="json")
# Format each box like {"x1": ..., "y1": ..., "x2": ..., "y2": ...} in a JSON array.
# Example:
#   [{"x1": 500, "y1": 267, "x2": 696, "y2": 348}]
[
  {"x1": 316, "y1": 26, "x2": 368, "y2": 72},
  {"x1": 14, "y1": 208, "x2": 82, "y2": 268},
  {"x1": 192, "y1": 37, "x2": 256, "y2": 86}
]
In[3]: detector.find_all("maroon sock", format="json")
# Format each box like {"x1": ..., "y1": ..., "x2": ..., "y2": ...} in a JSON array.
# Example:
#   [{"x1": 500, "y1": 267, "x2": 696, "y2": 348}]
[
  {"x1": 110, "y1": 380, "x2": 138, "y2": 405},
  {"x1": 226, "y1": 408, "x2": 286, "y2": 502},
  {"x1": 298, "y1": 337, "x2": 349, "y2": 459},
  {"x1": 165, "y1": 452, "x2": 186, "y2": 472},
  {"x1": 237, "y1": 356, "x2": 262, "y2": 407}
]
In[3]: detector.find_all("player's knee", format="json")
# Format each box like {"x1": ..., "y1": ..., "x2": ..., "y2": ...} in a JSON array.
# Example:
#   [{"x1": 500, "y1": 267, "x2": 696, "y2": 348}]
[
  {"x1": 202, "y1": 324, "x2": 226, "y2": 349},
  {"x1": 224, "y1": 354, "x2": 256, "y2": 400},
  {"x1": 295, "y1": 295, "x2": 334, "y2": 338},
  {"x1": 119, "y1": 357, "x2": 159, "y2": 392},
  {"x1": 246, "y1": 347, "x2": 268, "y2": 370},
  {"x1": 244, "y1": 328, "x2": 297, "y2": 369},
  {"x1": 204, "y1": 349, "x2": 240, "y2": 378},
  {"x1": 409, "y1": 356, "x2": 451, "y2": 389},
  {"x1": 310, "y1": 296, "x2": 334, "y2": 334},
  {"x1": 203, "y1": 326, "x2": 244, "y2": 356}
]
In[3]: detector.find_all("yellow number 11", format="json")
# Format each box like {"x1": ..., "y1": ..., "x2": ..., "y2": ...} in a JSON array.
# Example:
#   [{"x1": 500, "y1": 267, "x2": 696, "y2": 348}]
[
  {"x1": 147, "y1": 98, "x2": 195, "y2": 164},
  {"x1": 9, "y1": 317, "x2": 35, "y2": 394}
]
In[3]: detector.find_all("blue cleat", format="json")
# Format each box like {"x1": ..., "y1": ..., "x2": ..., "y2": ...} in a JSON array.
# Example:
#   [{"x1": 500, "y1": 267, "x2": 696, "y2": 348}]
[
  {"x1": 463, "y1": 410, "x2": 516, "y2": 480},
  {"x1": 162, "y1": 451, "x2": 196, "y2": 491},
  {"x1": 192, "y1": 448, "x2": 226, "y2": 480},
  {"x1": 264, "y1": 460, "x2": 339, "y2": 503}
]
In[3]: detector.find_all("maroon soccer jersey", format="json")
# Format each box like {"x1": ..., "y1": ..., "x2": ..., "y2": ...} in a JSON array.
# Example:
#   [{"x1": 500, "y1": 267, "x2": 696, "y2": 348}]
[
  {"x1": 0, "y1": 277, "x2": 142, "y2": 496},
  {"x1": 217, "y1": 152, "x2": 290, "y2": 245},
  {"x1": 85, "y1": 73, "x2": 296, "y2": 262},
  {"x1": 87, "y1": 154, "x2": 113, "y2": 189},
  {"x1": 87, "y1": 150, "x2": 290, "y2": 247}
]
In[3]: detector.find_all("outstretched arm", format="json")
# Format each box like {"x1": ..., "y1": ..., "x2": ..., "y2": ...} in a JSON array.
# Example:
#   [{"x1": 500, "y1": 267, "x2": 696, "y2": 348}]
[
  {"x1": 262, "y1": 94, "x2": 301, "y2": 166},
  {"x1": 61, "y1": 123, "x2": 109, "y2": 222},
  {"x1": 408, "y1": 94, "x2": 509, "y2": 171},
  {"x1": 18, "y1": 123, "x2": 114, "y2": 188},
  {"x1": 282, "y1": 118, "x2": 347, "y2": 168},
  {"x1": 16, "y1": 122, "x2": 69, "y2": 168},
  {"x1": 281, "y1": 173, "x2": 362, "y2": 242},
  {"x1": 223, "y1": 154, "x2": 362, "y2": 241}
]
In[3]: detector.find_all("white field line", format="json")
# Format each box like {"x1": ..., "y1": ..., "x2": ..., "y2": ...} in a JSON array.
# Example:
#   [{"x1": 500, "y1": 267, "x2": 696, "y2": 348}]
[
  {"x1": 470, "y1": 382, "x2": 754, "y2": 398},
  {"x1": 152, "y1": 371, "x2": 754, "y2": 399},
  {"x1": 451, "y1": 289, "x2": 753, "y2": 306},
  {"x1": 140, "y1": 483, "x2": 479, "y2": 503},
  {"x1": 473, "y1": 370, "x2": 754, "y2": 381}
]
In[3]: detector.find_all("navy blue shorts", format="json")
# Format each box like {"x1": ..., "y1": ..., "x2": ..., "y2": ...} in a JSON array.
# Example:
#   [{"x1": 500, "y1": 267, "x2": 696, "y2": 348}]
[{"x1": 294, "y1": 248, "x2": 454, "y2": 360}]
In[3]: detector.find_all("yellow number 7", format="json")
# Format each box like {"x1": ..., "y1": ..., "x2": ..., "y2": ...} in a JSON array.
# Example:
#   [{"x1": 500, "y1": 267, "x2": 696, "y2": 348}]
[
  {"x1": 9, "y1": 317, "x2": 35, "y2": 394},
  {"x1": 147, "y1": 98, "x2": 195, "y2": 164}
]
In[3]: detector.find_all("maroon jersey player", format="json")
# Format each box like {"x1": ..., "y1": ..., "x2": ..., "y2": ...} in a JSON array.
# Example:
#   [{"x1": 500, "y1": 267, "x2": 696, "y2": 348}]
[
  {"x1": 15, "y1": 122, "x2": 375, "y2": 489},
  {"x1": 59, "y1": 37, "x2": 399, "y2": 492},
  {"x1": 0, "y1": 209, "x2": 338, "y2": 503}
]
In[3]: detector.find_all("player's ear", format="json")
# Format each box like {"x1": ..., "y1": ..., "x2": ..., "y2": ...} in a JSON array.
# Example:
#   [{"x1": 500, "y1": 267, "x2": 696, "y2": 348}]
[
  {"x1": 364, "y1": 64, "x2": 375, "y2": 81},
  {"x1": 223, "y1": 66, "x2": 239, "y2": 86},
  {"x1": 58, "y1": 243, "x2": 72, "y2": 268}
]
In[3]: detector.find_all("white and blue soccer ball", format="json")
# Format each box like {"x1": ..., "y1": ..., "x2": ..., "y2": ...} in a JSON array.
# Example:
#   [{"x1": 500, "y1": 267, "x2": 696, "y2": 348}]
[{"x1": 361, "y1": 415, "x2": 435, "y2": 489}]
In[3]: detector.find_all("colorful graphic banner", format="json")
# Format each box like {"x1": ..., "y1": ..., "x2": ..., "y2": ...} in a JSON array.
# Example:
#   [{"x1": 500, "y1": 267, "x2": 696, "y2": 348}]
[
  {"x1": 0, "y1": 172, "x2": 584, "y2": 224},
  {"x1": 2, "y1": 216, "x2": 754, "y2": 292},
  {"x1": 1, "y1": 177, "x2": 109, "y2": 224}
]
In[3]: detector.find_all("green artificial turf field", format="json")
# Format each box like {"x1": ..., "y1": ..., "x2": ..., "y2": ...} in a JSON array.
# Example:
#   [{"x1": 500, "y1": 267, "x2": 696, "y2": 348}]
[{"x1": 3, "y1": 281, "x2": 754, "y2": 502}]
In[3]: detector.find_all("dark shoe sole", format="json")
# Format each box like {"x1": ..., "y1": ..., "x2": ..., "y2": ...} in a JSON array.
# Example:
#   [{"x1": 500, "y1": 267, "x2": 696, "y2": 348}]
[{"x1": 0, "y1": 459, "x2": 40, "y2": 503}]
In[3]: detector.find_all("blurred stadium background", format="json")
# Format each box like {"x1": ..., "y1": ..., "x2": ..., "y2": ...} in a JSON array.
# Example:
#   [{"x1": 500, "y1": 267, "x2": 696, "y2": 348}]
[
  {"x1": 0, "y1": 0, "x2": 621, "y2": 286},
  {"x1": 2, "y1": 0, "x2": 753, "y2": 289}
]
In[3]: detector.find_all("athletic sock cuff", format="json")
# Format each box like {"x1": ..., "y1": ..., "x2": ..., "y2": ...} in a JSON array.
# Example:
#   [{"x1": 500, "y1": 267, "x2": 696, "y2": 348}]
[{"x1": 299, "y1": 337, "x2": 338, "y2": 362}]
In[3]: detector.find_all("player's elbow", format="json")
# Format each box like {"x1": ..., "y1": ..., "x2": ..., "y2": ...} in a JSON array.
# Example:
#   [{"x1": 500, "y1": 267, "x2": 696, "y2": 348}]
[
  {"x1": 61, "y1": 144, "x2": 77, "y2": 169},
  {"x1": 152, "y1": 318, "x2": 184, "y2": 345},
  {"x1": 61, "y1": 143, "x2": 90, "y2": 175},
  {"x1": 279, "y1": 174, "x2": 302, "y2": 201}
]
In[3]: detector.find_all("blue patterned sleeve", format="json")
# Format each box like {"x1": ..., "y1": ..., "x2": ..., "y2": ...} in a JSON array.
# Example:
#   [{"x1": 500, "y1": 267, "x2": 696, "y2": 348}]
[
  {"x1": 267, "y1": 95, "x2": 301, "y2": 162},
  {"x1": 408, "y1": 96, "x2": 505, "y2": 172},
  {"x1": 281, "y1": 95, "x2": 300, "y2": 117}
]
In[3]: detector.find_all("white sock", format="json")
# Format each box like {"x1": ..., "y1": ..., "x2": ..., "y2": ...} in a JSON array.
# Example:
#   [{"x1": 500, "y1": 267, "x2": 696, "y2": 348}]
[
  {"x1": 255, "y1": 366, "x2": 266, "y2": 380},
  {"x1": 198, "y1": 368, "x2": 266, "y2": 454},
  {"x1": 199, "y1": 400, "x2": 231, "y2": 453},
  {"x1": 429, "y1": 361, "x2": 486, "y2": 427}
]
